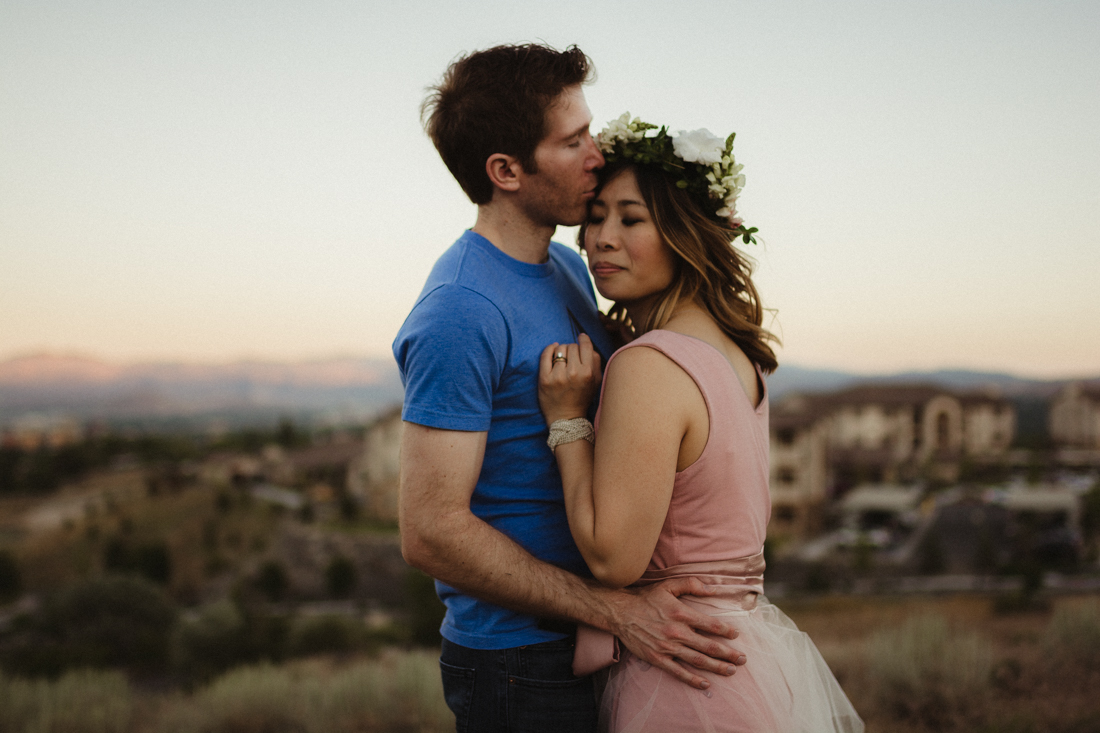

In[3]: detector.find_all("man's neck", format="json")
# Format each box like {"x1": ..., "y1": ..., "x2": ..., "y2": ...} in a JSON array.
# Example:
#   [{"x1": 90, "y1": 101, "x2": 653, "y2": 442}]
[{"x1": 471, "y1": 203, "x2": 556, "y2": 264}]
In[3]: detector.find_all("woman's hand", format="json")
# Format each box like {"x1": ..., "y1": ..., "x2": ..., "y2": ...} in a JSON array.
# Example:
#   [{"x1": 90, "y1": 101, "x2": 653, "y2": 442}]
[{"x1": 538, "y1": 333, "x2": 603, "y2": 426}]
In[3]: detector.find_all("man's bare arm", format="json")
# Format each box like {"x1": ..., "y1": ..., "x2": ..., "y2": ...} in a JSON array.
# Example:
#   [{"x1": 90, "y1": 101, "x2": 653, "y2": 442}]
[{"x1": 399, "y1": 422, "x2": 746, "y2": 689}]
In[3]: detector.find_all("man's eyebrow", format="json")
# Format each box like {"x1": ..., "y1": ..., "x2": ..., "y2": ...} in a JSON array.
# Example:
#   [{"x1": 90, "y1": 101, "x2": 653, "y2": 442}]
[{"x1": 564, "y1": 122, "x2": 591, "y2": 140}]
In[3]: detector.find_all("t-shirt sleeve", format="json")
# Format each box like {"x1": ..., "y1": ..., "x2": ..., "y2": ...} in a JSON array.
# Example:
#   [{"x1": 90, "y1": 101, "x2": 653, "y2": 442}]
[{"x1": 393, "y1": 284, "x2": 509, "y2": 432}]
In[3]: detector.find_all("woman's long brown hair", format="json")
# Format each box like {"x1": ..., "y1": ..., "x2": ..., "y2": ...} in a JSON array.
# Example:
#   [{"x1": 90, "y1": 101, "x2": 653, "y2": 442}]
[{"x1": 581, "y1": 163, "x2": 779, "y2": 373}]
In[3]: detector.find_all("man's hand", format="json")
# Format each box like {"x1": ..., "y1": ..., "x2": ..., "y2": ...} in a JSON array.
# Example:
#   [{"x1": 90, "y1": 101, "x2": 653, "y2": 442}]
[{"x1": 604, "y1": 577, "x2": 746, "y2": 690}]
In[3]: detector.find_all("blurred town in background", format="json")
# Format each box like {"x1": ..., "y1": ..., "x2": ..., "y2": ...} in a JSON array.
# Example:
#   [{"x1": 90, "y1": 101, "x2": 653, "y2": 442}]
[{"x1": 1, "y1": 352, "x2": 1099, "y2": 731}]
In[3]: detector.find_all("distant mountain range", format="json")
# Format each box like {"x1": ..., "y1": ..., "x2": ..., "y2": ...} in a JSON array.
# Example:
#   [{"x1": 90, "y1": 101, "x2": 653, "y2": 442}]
[
  {"x1": 765, "y1": 365, "x2": 1083, "y2": 400},
  {"x1": 0, "y1": 353, "x2": 1094, "y2": 430},
  {"x1": 0, "y1": 354, "x2": 405, "y2": 429}
]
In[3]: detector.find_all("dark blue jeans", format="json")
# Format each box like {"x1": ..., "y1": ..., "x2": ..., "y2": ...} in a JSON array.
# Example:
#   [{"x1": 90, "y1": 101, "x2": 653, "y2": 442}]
[{"x1": 439, "y1": 637, "x2": 598, "y2": 733}]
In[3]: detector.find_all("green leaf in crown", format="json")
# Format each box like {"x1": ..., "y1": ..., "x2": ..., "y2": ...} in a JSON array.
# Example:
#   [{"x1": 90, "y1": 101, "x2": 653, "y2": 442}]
[{"x1": 595, "y1": 113, "x2": 757, "y2": 245}]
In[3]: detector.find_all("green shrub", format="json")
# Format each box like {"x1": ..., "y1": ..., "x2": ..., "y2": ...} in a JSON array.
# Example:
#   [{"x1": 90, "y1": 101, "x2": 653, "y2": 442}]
[
  {"x1": 287, "y1": 614, "x2": 363, "y2": 657},
  {"x1": 325, "y1": 555, "x2": 356, "y2": 598},
  {"x1": 104, "y1": 538, "x2": 173, "y2": 585},
  {"x1": 865, "y1": 614, "x2": 992, "y2": 727},
  {"x1": 172, "y1": 599, "x2": 250, "y2": 684},
  {"x1": 851, "y1": 534, "x2": 875, "y2": 574},
  {"x1": 338, "y1": 492, "x2": 359, "y2": 521},
  {"x1": 0, "y1": 549, "x2": 20, "y2": 602},
  {"x1": 802, "y1": 562, "x2": 832, "y2": 594},
  {"x1": 405, "y1": 569, "x2": 446, "y2": 646},
  {"x1": 916, "y1": 531, "x2": 946, "y2": 575},
  {"x1": 0, "y1": 668, "x2": 133, "y2": 733},
  {"x1": 239, "y1": 605, "x2": 291, "y2": 664},
  {"x1": 1, "y1": 575, "x2": 176, "y2": 677},
  {"x1": 256, "y1": 561, "x2": 289, "y2": 601},
  {"x1": 1043, "y1": 600, "x2": 1100, "y2": 671}
]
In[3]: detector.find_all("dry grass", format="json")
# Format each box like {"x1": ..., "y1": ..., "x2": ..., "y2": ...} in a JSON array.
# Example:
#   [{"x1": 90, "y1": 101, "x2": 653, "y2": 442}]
[
  {"x1": 1042, "y1": 598, "x2": 1100, "y2": 671},
  {"x1": 784, "y1": 592, "x2": 1100, "y2": 733},
  {"x1": 864, "y1": 614, "x2": 993, "y2": 727},
  {"x1": 0, "y1": 651, "x2": 451, "y2": 733},
  {"x1": 0, "y1": 668, "x2": 134, "y2": 733},
  {"x1": 4, "y1": 542, "x2": 1099, "y2": 733},
  {"x1": 152, "y1": 650, "x2": 452, "y2": 733}
]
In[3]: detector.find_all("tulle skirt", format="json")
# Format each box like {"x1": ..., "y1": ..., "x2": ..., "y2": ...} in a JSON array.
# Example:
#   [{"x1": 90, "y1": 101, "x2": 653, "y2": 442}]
[{"x1": 599, "y1": 597, "x2": 864, "y2": 733}]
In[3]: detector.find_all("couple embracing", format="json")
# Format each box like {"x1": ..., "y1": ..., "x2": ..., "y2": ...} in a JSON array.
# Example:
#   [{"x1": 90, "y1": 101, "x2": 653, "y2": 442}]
[{"x1": 394, "y1": 43, "x2": 863, "y2": 733}]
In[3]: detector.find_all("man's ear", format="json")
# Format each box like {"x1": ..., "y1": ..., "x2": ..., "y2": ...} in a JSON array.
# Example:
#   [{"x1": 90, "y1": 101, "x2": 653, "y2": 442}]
[{"x1": 485, "y1": 153, "x2": 523, "y2": 193}]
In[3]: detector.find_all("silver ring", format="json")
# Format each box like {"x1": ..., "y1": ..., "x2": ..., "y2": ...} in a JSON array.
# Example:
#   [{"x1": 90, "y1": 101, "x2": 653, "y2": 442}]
[{"x1": 553, "y1": 352, "x2": 567, "y2": 364}]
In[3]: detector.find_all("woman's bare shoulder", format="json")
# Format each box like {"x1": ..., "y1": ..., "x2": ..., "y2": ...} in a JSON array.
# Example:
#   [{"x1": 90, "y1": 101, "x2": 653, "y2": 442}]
[
  {"x1": 601, "y1": 340, "x2": 702, "y2": 415},
  {"x1": 605, "y1": 340, "x2": 689, "y2": 384}
]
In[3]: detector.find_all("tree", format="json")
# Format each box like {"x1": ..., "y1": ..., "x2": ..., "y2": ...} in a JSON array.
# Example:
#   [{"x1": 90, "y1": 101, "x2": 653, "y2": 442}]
[
  {"x1": 405, "y1": 569, "x2": 446, "y2": 646},
  {"x1": 0, "y1": 576, "x2": 177, "y2": 676},
  {"x1": 0, "y1": 549, "x2": 20, "y2": 602},
  {"x1": 917, "y1": 531, "x2": 947, "y2": 575},
  {"x1": 325, "y1": 556, "x2": 357, "y2": 598},
  {"x1": 256, "y1": 561, "x2": 289, "y2": 602}
]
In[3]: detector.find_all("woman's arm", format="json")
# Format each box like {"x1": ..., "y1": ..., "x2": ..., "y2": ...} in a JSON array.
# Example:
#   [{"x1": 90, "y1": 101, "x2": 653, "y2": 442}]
[{"x1": 539, "y1": 339, "x2": 706, "y2": 588}]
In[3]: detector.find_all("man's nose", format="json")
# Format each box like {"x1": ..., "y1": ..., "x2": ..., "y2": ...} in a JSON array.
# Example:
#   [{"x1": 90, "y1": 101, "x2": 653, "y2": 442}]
[{"x1": 587, "y1": 136, "x2": 605, "y2": 169}]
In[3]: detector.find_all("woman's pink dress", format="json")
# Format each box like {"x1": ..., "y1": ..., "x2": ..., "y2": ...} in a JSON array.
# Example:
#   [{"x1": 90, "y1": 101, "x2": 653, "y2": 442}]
[{"x1": 591, "y1": 330, "x2": 863, "y2": 733}]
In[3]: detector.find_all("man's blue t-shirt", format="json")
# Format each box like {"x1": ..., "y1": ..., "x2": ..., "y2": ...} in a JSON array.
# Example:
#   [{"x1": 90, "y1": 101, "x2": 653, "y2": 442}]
[{"x1": 393, "y1": 230, "x2": 613, "y2": 650}]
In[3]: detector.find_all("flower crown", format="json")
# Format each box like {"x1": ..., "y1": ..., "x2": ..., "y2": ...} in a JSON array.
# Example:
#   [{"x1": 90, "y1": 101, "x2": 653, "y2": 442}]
[{"x1": 596, "y1": 113, "x2": 758, "y2": 244}]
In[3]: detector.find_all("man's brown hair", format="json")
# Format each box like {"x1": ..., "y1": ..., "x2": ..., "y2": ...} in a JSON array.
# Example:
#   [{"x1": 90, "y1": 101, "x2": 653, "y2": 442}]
[{"x1": 422, "y1": 44, "x2": 593, "y2": 205}]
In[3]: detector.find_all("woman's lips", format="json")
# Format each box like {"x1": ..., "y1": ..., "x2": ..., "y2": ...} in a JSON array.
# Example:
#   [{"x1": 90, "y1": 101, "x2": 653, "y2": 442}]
[{"x1": 590, "y1": 263, "x2": 623, "y2": 277}]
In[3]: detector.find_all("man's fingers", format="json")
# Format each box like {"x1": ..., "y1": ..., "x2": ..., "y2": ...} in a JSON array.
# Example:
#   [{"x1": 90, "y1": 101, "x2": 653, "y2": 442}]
[
  {"x1": 691, "y1": 612, "x2": 739, "y2": 640},
  {"x1": 652, "y1": 578, "x2": 740, "y2": 641},
  {"x1": 651, "y1": 656, "x2": 711, "y2": 691},
  {"x1": 687, "y1": 639, "x2": 746, "y2": 670},
  {"x1": 658, "y1": 575, "x2": 710, "y2": 597}
]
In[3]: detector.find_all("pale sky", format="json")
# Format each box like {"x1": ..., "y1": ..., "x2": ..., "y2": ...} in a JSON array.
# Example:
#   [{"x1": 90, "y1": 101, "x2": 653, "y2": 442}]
[{"x1": 2, "y1": 1, "x2": 1098, "y2": 378}]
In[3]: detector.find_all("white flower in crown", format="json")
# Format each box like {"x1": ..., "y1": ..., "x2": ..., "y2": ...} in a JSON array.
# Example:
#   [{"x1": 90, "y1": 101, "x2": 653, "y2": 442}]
[
  {"x1": 716, "y1": 197, "x2": 739, "y2": 221},
  {"x1": 672, "y1": 128, "x2": 726, "y2": 166},
  {"x1": 598, "y1": 112, "x2": 645, "y2": 153}
]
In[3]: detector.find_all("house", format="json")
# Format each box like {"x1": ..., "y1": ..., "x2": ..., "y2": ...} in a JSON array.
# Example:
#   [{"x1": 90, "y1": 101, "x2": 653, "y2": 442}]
[
  {"x1": 769, "y1": 384, "x2": 1015, "y2": 537},
  {"x1": 346, "y1": 407, "x2": 403, "y2": 522},
  {"x1": 839, "y1": 484, "x2": 924, "y2": 536},
  {"x1": 1, "y1": 414, "x2": 83, "y2": 450},
  {"x1": 1050, "y1": 382, "x2": 1100, "y2": 449}
]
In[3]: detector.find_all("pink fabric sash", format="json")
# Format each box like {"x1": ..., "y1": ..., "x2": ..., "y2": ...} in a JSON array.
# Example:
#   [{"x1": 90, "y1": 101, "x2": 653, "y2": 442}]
[{"x1": 572, "y1": 552, "x2": 765, "y2": 676}]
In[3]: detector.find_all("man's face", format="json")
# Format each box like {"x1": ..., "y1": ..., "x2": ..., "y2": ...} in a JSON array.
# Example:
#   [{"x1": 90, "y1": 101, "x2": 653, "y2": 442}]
[{"x1": 517, "y1": 85, "x2": 605, "y2": 228}]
